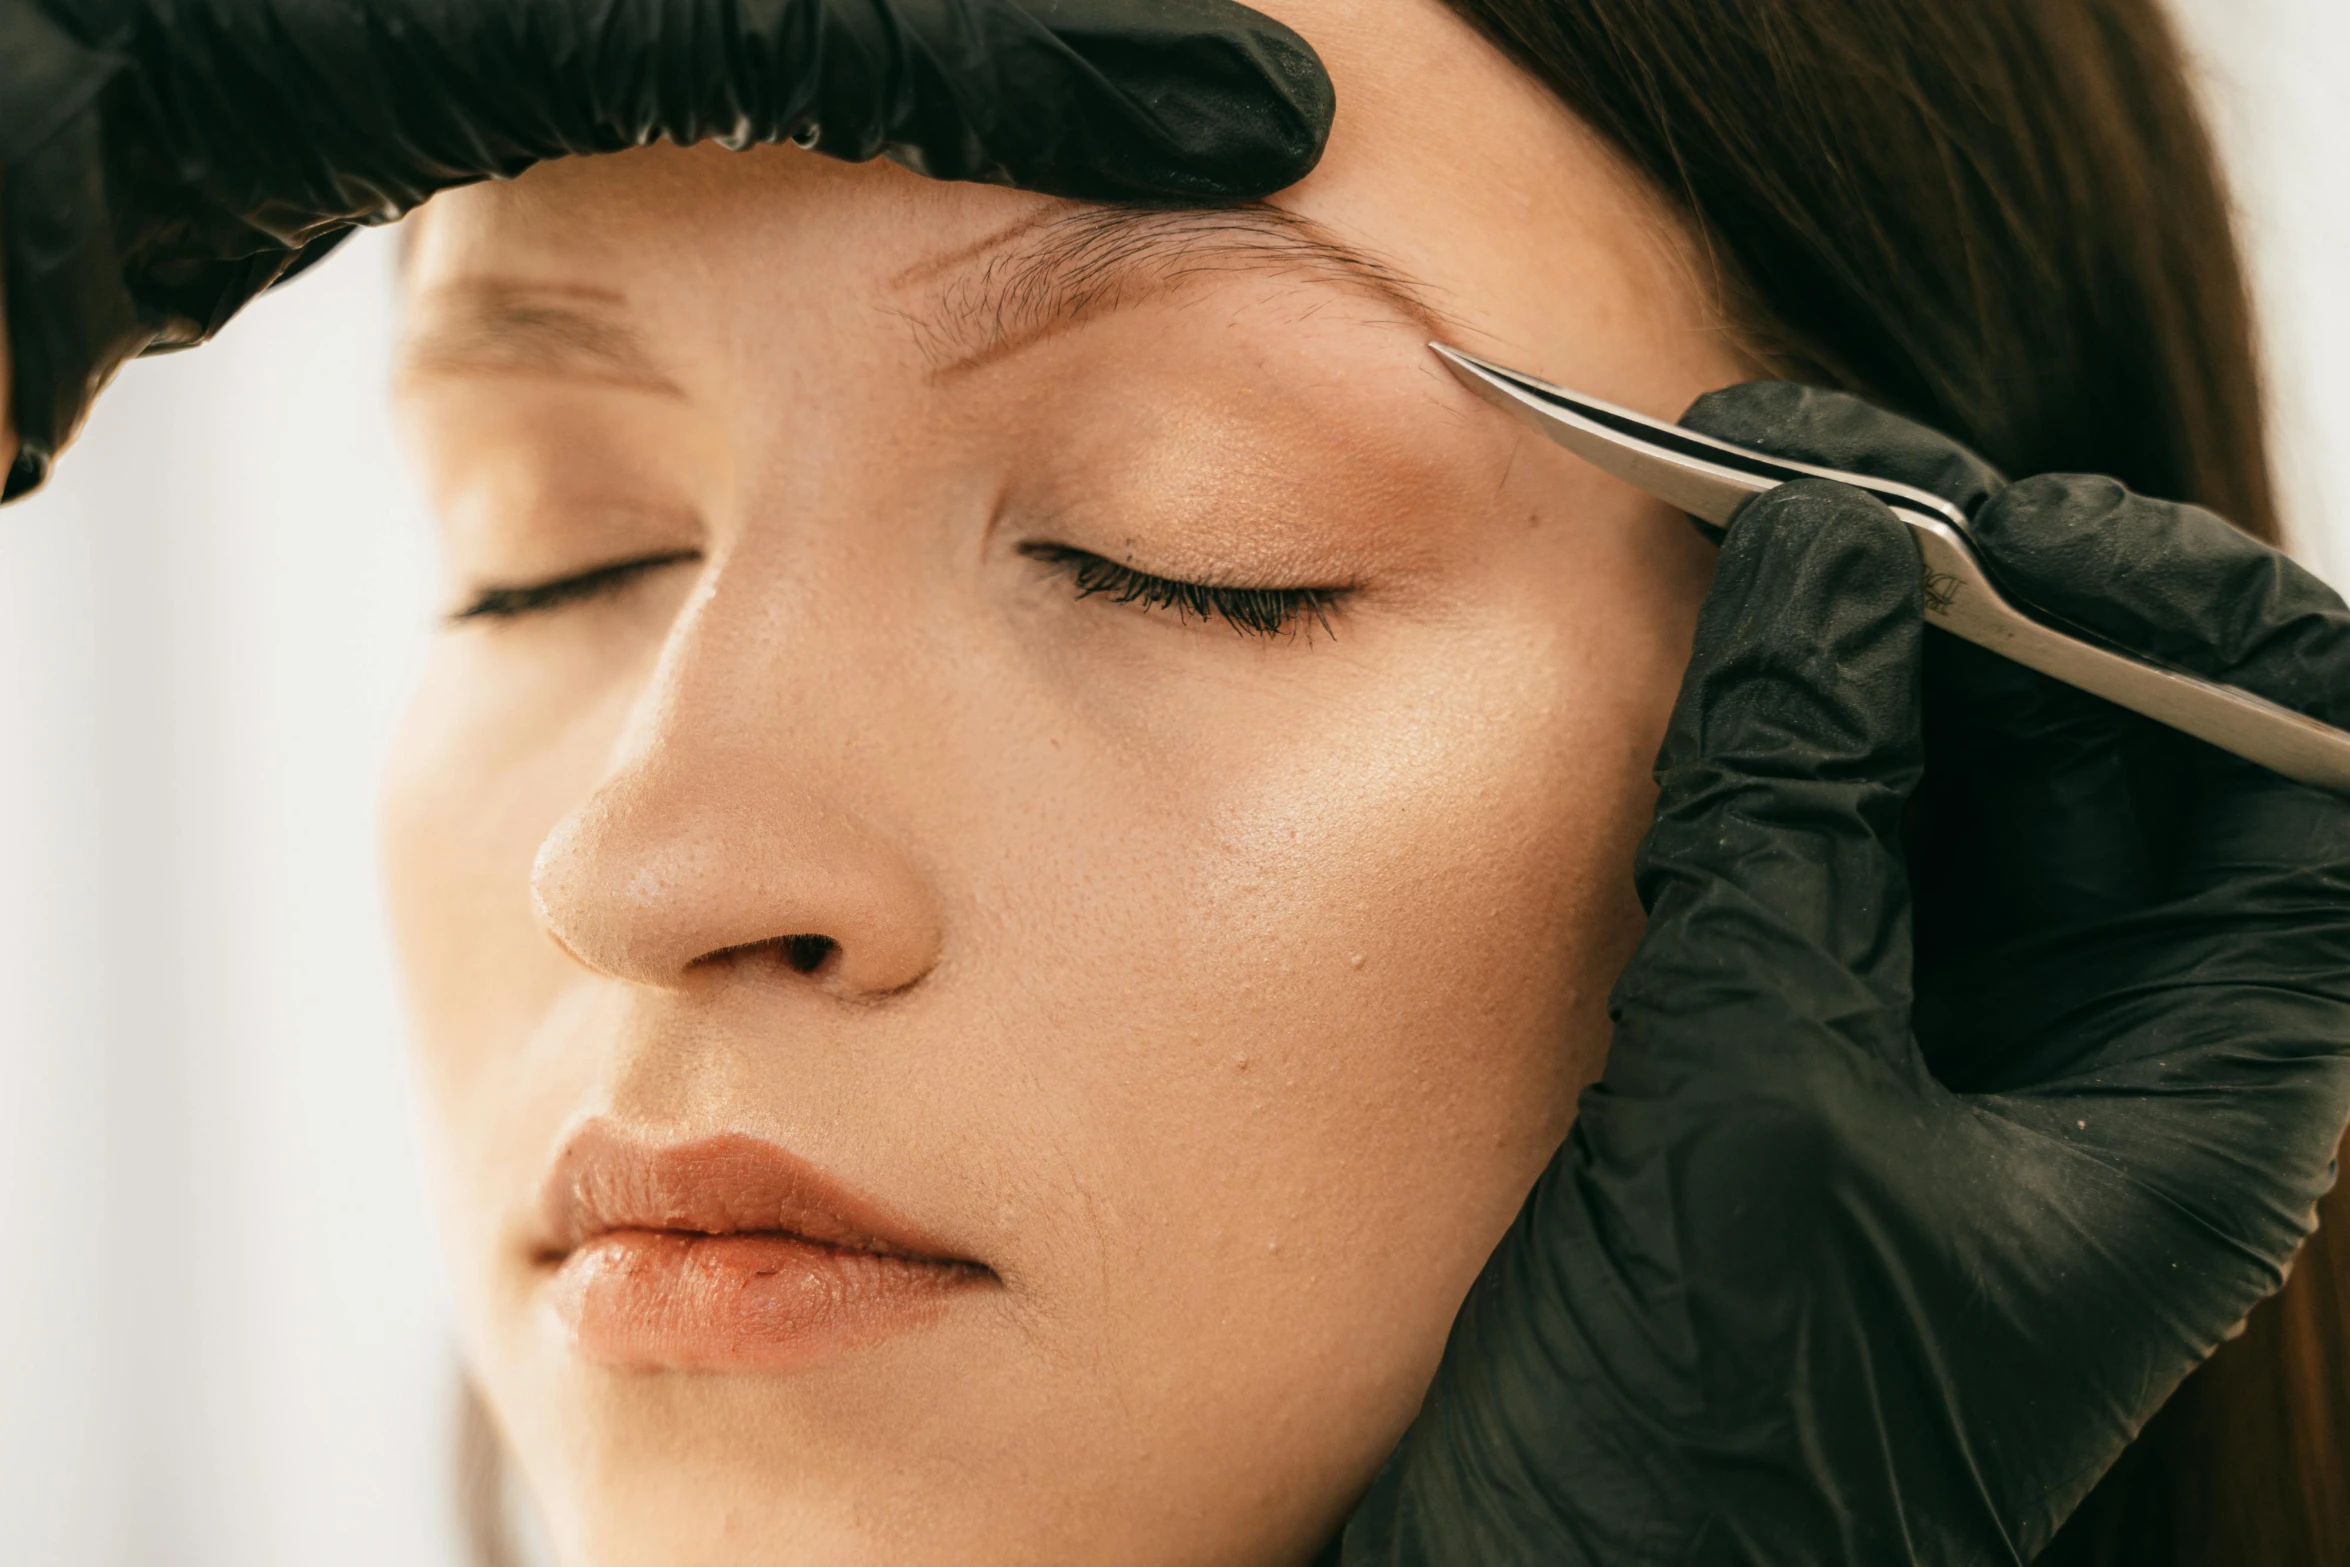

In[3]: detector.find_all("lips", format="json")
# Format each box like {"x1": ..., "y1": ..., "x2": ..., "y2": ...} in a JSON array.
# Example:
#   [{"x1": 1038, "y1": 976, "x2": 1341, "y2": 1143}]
[{"x1": 532, "y1": 1125, "x2": 990, "y2": 1370}]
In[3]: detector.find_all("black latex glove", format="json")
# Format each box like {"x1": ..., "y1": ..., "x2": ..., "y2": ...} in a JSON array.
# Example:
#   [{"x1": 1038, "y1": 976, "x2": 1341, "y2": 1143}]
[
  {"x1": 1331, "y1": 386, "x2": 2350, "y2": 1564},
  {"x1": 0, "y1": 0, "x2": 1332, "y2": 499}
]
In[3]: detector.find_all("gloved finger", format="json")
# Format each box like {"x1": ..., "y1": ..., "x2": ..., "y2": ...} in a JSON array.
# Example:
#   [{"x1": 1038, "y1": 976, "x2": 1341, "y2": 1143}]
[
  {"x1": 1614, "y1": 476, "x2": 1923, "y2": 1065},
  {"x1": 1679, "y1": 381, "x2": 2172, "y2": 1013},
  {"x1": 1968, "y1": 475, "x2": 2350, "y2": 727},
  {"x1": 73, "y1": 0, "x2": 1329, "y2": 213},
  {"x1": 1913, "y1": 495, "x2": 2350, "y2": 1084},
  {"x1": 3, "y1": 0, "x2": 1334, "y2": 500},
  {"x1": 1681, "y1": 380, "x2": 2004, "y2": 517},
  {"x1": 1945, "y1": 477, "x2": 2350, "y2": 995},
  {"x1": 1, "y1": 0, "x2": 127, "y2": 499},
  {"x1": 830, "y1": 0, "x2": 1335, "y2": 201}
]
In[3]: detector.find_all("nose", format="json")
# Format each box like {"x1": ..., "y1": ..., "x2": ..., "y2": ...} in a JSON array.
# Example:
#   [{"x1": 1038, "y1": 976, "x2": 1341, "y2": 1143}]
[
  {"x1": 529, "y1": 642, "x2": 945, "y2": 1002},
  {"x1": 533, "y1": 774, "x2": 942, "y2": 996}
]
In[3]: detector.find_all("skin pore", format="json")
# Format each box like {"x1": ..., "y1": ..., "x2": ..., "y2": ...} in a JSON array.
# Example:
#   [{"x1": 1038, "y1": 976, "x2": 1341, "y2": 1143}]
[{"x1": 386, "y1": 1, "x2": 1746, "y2": 1562}]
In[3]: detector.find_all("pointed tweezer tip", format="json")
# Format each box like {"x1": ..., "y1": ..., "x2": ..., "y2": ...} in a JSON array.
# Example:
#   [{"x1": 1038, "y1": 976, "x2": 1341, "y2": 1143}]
[{"x1": 1429, "y1": 342, "x2": 1539, "y2": 401}]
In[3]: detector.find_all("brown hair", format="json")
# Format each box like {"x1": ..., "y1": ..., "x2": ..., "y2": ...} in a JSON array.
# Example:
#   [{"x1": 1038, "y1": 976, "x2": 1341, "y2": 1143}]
[{"x1": 1435, "y1": 0, "x2": 2344, "y2": 1558}]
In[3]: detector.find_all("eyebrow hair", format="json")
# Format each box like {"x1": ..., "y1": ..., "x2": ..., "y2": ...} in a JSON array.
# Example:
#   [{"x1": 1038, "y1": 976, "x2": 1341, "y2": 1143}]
[
  {"x1": 397, "y1": 278, "x2": 681, "y2": 394},
  {"x1": 398, "y1": 206, "x2": 1446, "y2": 391},
  {"x1": 896, "y1": 203, "x2": 1450, "y2": 375}
]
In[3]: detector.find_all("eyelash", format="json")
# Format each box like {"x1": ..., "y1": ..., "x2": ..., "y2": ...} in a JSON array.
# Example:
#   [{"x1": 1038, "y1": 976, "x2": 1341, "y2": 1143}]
[
  {"x1": 451, "y1": 550, "x2": 702, "y2": 622},
  {"x1": 1020, "y1": 543, "x2": 1348, "y2": 640},
  {"x1": 449, "y1": 543, "x2": 1350, "y2": 641}
]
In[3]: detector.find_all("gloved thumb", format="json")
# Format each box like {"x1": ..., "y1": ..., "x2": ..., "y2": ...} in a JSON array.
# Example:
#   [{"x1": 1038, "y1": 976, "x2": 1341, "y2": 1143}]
[
  {"x1": 1617, "y1": 476, "x2": 1926, "y2": 1050},
  {"x1": 1679, "y1": 381, "x2": 2003, "y2": 516}
]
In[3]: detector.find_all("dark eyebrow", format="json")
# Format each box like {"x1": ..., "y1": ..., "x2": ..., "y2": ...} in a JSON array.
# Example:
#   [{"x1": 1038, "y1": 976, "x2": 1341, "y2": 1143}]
[
  {"x1": 896, "y1": 203, "x2": 1450, "y2": 375},
  {"x1": 397, "y1": 278, "x2": 681, "y2": 394}
]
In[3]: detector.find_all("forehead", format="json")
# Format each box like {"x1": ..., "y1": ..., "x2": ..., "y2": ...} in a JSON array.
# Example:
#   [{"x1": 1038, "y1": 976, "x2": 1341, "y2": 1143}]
[{"x1": 402, "y1": 0, "x2": 1743, "y2": 420}]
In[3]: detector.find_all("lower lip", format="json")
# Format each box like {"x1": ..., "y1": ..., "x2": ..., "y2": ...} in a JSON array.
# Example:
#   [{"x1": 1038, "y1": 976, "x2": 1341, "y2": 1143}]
[{"x1": 546, "y1": 1230, "x2": 983, "y2": 1370}]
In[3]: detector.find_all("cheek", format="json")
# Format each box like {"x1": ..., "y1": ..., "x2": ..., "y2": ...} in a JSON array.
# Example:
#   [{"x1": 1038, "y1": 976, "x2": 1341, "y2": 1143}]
[
  {"x1": 1168, "y1": 662, "x2": 1644, "y2": 1234},
  {"x1": 382, "y1": 571, "x2": 693, "y2": 1036},
  {"x1": 379, "y1": 636, "x2": 654, "y2": 1193},
  {"x1": 1061, "y1": 626, "x2": 1655, "y2": 1165},
  {"x1": 966, "y1": 595, "x2": 1675, "y2": 1497}
]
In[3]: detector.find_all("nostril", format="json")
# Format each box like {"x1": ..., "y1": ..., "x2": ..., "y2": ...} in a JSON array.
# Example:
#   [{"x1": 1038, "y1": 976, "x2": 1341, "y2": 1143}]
[
  {"x1": 780, "y1": 934, "x2": 837, "y2": 976},
  {"x1": 689, "y1": 933, "x2": 844, "y2": 981}
]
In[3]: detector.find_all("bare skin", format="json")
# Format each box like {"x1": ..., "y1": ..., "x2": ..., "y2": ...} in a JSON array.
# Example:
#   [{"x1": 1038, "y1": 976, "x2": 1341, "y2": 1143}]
[{"x1": 385, "y1": 2, "x2": 1747, "y2": 1562}]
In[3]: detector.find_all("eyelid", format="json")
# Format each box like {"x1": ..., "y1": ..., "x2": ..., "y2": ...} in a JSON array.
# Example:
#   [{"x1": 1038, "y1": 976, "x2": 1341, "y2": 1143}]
[
  {"x1": 450, "y1": 549, "x2": 703, "y2": 623},
  {"x1": 1020, "y1": 542, "x2": 1351, "y2": 640}
]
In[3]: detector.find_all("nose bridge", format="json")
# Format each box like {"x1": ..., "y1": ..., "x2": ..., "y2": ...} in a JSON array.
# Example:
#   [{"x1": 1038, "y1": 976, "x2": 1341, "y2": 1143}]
[
  {"x1": 649, "y1": 512, "x2": 901, "y2": 776},
  {"x1": 529, "y1": 513, "x2": 947, "y2": 998}
]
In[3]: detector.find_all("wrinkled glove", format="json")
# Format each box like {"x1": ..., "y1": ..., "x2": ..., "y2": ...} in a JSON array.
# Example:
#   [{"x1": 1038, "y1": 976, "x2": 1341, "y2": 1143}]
[
  {"x1": 0, "y1": 0, "x2": 1332, "y2": 498},
  {"x1": 1331, "y1": 385, "x2": 2350, "y2": 1564}
]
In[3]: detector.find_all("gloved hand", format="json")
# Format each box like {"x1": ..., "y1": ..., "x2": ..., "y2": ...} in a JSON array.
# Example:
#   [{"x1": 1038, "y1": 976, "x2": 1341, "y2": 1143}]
[
  {"x1": 1330, "y1": 386, "x2": 2350, "y2": 1564},
  {"x1": 0, "y1": 0, "x2": 1331, "y2": 498}
]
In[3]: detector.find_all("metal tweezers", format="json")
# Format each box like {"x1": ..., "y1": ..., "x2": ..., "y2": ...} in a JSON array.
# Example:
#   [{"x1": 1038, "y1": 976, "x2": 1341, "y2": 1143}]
[{"x1": 1433, "y1": 343, "x2": 2350, "y2": 793}]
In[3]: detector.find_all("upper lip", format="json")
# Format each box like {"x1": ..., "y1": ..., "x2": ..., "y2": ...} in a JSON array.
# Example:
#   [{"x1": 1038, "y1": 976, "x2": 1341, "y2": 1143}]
[{"x1": 531, "y1": 1122, "x2": 979, "y2": 1269}]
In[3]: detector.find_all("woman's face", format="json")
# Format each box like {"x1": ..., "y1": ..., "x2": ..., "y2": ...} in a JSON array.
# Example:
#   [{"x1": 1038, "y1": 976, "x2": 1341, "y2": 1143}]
[{"x1": 385, "y1": 2, "x2": 1743, "y2": 1560}]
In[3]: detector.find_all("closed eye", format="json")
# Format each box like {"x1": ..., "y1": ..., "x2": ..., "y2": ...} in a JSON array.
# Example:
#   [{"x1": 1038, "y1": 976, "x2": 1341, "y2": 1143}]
[
  {"x1": 1021, "y1": 543, "x2": 1350, "y2": 640},
  {"x1": 450, "y1": 549, "x2": 702, "y2": 622}
]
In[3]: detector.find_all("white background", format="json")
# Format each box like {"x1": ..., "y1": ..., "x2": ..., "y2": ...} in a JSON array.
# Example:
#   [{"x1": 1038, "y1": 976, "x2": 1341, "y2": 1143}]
[{"x1": 0, "y1": 6, "x2": 2343, "y2": 1562}]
